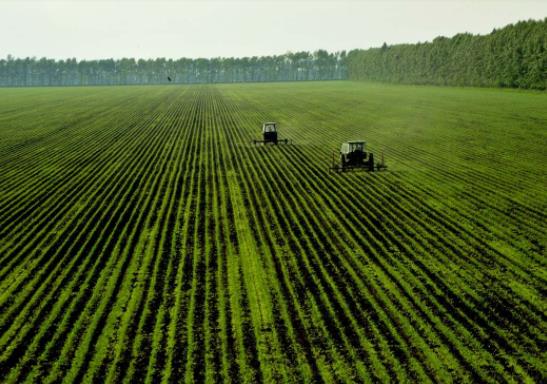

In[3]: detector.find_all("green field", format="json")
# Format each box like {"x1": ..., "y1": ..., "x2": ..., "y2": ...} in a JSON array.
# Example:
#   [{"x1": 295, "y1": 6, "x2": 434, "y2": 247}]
[{"x1": 0, "y1": 81, "x2": 545, "y2": 383}]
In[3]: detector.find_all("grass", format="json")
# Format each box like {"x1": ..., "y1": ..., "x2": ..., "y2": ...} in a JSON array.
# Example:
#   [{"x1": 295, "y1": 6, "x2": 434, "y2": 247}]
[{"x1": 0, "y1": 81, "x2": 545, "y2": 383}]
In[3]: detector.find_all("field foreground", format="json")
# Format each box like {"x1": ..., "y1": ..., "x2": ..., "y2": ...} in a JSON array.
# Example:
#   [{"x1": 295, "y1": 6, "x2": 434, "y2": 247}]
[{"x1": 0, "y1": 82, "x2": 545, "y2": 383}]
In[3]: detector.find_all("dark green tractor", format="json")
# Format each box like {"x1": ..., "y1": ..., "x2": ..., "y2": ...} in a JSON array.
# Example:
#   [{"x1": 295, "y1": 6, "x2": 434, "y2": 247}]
[
  {"x1": 252, "y1": 122, "x2": 291, "y2": 145},
  {"x1": 331, "y1": 140, "x2": 386, "y2": 172}
]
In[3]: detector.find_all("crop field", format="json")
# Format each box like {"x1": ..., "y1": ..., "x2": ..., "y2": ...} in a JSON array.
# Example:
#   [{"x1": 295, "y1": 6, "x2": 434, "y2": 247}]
[{"x1": 0, "y1": 81, "x2": 545, "y2": 383}]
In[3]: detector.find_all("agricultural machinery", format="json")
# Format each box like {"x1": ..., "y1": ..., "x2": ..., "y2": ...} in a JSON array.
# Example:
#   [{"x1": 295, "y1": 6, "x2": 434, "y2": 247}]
[
  {"x1": 330, "y1": 140, "x2": 386, "y2": 172},
  {"x1": 252, "y1": 122, "x2": 292, "y2": 145}
]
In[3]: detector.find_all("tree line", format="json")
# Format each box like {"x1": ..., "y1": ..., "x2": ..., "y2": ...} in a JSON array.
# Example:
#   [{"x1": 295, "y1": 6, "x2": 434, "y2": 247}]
[
  {"x1": 347, "y1": 18, "x2": 546, "y2": 90},
  {"x1": 0, "y1": 50, "x2": 347, "y2": 87},
  {"x1": 2, "y1": 19, "x2": 544, "y2": 89}
]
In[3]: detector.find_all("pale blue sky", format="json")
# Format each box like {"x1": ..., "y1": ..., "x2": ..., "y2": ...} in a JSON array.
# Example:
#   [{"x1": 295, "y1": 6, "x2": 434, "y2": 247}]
[{"x1": 1, "y1": 0, "x2": 546, "y2": 59}]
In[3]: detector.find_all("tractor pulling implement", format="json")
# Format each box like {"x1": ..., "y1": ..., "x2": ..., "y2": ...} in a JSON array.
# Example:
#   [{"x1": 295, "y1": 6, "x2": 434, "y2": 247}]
[
  {"x1": 330, "y1": 140, "x2": 386, "y2": 172},
  {"x1": 252, "y1": 122, "x2": 292, "y2": 145}
]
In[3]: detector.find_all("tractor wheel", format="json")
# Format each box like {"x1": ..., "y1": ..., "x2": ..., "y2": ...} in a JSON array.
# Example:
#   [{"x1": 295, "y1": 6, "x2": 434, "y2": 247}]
[{"x1": 368, "y1": 153, "x2": 375, "y2": 171}]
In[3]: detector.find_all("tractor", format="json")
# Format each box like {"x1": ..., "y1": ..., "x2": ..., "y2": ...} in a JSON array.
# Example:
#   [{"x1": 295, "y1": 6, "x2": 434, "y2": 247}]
[
  {"x1": 252, "y1": 122, "x2": 291, "y2": 145},
  {"x1": 330, "y1": 140, "x2": 386, "y2": 172}
]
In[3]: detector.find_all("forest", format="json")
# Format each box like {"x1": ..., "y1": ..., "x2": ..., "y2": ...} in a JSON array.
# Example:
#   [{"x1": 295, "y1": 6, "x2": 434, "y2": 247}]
[
  {"x1": 0, "y1": 19, "x2": 544, "y2": 89},
  {"x1": 0, "y1": 51, "x2": 347, "y2": 87},
  {"x1": 347, "y1": 18, "x2": 546, "y2": 89}
]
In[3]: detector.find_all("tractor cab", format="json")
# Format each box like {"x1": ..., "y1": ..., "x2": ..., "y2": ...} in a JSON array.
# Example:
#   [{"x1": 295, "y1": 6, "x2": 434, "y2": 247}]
[
  {"x1": 253, "y1": 122, "x2": 291, "y2": 145},
  {"x1": 262, "y1": 122, "x2": 278, "y2": 144},
  {"x1": 331, "y1": 139, "x2": 382, "y2": 172},
  {"x1": 340, "y1": 141, "x2": 371, "y2": 168},
  {"x1": 341, "y1": 141, "x2": 366, "y2": 155},
  {"x1": 262, "y1": 122, "x2": 277, "y2": 133}
]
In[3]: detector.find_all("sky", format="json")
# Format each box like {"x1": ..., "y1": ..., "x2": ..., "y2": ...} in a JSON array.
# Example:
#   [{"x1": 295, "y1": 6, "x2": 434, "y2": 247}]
[{"x1": 1, "y1": 0, "x2": 546, "y2": 60}]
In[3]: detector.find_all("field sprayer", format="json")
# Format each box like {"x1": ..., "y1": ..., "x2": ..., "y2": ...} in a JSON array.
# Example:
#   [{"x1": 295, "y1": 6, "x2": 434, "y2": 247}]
[
  {"x1": 252, "y1": 122, "x2": 292, "y2": 145},
  {"x1": 330, "y1": 140, "x2": 387, "y2": 172}
]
